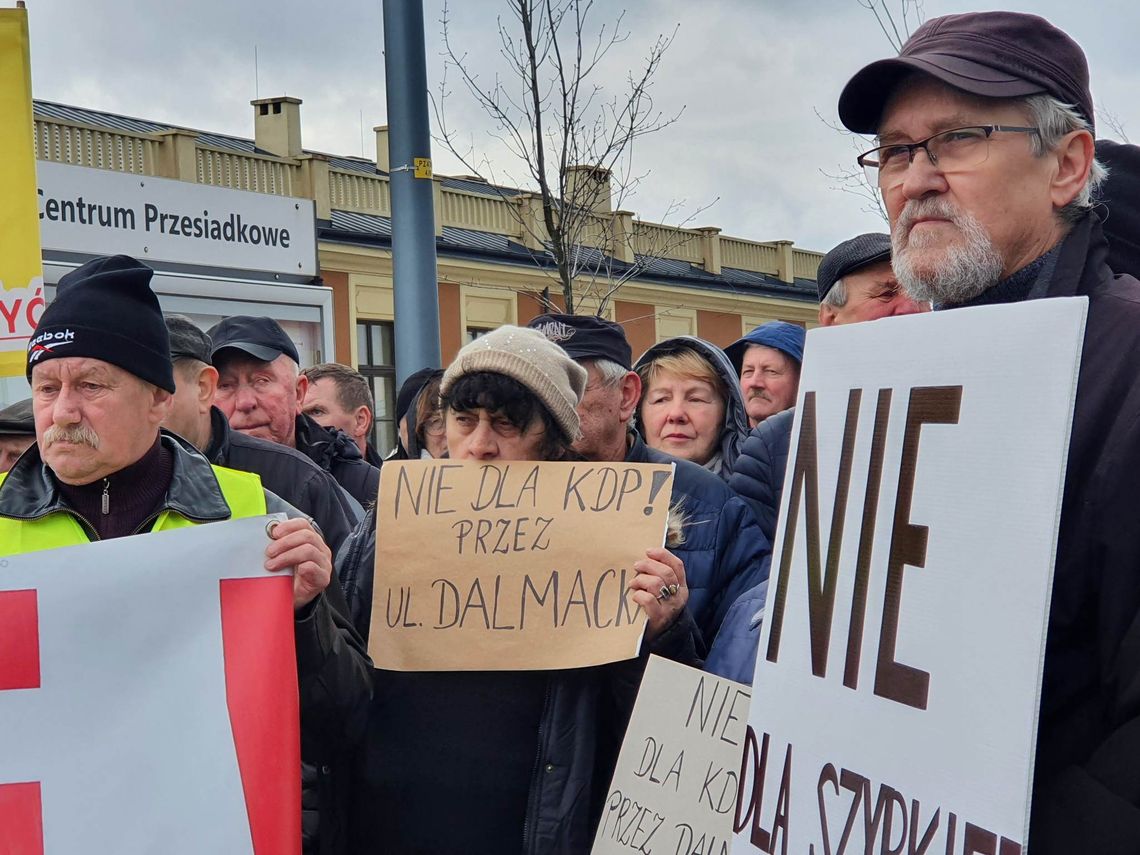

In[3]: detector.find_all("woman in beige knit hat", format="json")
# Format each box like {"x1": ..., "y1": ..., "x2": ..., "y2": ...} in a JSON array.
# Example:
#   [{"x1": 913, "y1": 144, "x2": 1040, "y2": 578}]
[{"x1": 345, "y1": 325, "x2": 702, "y2": 854}]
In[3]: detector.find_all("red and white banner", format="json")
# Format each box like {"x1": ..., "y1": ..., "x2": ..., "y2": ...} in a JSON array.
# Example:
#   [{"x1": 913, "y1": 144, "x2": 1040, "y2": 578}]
[{"x1": 0, "y1": 515, "x2": 300, "y2": 854}]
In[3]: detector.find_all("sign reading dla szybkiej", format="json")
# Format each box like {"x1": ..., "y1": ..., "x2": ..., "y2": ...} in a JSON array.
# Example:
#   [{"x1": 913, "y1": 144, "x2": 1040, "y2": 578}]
[
  {"x1": 369, "y1": 460, "x2": 675, "y2": 671},
  {"x1": 733, "y1": 298, "x2": 1087, "y2": 855}
]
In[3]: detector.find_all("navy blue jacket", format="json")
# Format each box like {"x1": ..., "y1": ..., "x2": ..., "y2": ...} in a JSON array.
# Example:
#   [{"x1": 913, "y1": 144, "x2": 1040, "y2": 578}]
[
  {"x1": 703, "y1": 411, "x2": 792, "y2": 684},
  {"x1": 626, "y1": 433, "x2": 771, "y2": 646},
  {"x1": 633, "y1": 336, "x2": 750, "y2": 482},
  {"x1": 728, "y1": 408, "x2": 794, "y2": 544}
]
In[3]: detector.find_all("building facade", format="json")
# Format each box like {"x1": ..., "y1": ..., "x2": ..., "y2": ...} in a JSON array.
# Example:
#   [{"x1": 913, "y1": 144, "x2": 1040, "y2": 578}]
[{"x1": 29, "y1": 96, "x2": 823, "y2": 453}]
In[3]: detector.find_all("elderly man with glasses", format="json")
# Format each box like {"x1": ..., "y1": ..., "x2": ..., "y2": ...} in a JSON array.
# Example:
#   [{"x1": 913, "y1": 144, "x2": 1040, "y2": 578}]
[{"x1": 841, "y1": 11, "x2": 1140, "y2": 850}]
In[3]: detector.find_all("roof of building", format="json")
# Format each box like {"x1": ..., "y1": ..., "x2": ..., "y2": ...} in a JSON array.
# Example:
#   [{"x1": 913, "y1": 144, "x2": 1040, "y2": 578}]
[{"x1": 34, "y1": 97, "x2": 818, "y2": 303}]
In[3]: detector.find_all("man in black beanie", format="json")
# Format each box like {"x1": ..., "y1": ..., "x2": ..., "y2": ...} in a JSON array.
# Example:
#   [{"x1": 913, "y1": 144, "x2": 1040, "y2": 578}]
[{"x1": 0, "y1": 255, "x2": 371, "y2": 854}]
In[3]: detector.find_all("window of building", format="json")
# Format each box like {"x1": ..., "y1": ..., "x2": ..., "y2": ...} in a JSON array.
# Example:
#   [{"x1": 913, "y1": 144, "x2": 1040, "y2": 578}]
[
  {"x1": 465, "y1": 326, "x2": 494, "y2": 344},
  {"x1": 357, "y1": 320, "x2": 397, "y2": 456}
]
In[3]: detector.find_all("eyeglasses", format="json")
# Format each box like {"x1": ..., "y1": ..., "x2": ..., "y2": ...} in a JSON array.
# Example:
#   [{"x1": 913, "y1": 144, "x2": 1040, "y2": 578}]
[
  {"x1": 858, "y1": 125, "x2": 1040, "y2": 189},
  {"x1": 421, "y1": 415, "x2": 445, "y2": 437}
]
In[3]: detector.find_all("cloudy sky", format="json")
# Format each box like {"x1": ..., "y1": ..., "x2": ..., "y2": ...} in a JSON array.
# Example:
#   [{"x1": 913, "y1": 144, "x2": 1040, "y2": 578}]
[{"x1": 23, "y1": 0, "x2": 1140, "y2": 255}]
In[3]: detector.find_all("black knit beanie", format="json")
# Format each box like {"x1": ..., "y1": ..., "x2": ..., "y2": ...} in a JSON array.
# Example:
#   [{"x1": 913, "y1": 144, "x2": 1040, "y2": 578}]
[{"x1": 27, "y1": 255, "x2": 175, "y2": 393}]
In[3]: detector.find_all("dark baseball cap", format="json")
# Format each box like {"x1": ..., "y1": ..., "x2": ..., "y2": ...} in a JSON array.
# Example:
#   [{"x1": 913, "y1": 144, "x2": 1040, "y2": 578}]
[
  {"x1": 164, "y1": 315, "x2": 213, "y2": 363},
  {"x1": 816, "y1": 233, "x2": 892, "y2": 301},
  {"x1": 0, "y1": 398, "x2": 34, "y2": 437},
  {"x1": 526, "y1": 313, "x2": 633, "y2": 370},
  {"x1": 524, "y1": 312, "x2": 633, "y2": 369},
  {"x1": 839, "y1": 12, "x2": 1093, "y2": 135},
  {"x1": 207, "y1": 316, "x2": 299, "y2": 364}
]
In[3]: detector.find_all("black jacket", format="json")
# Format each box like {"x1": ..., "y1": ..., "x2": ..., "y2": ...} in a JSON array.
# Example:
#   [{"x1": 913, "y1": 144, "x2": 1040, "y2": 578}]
[
  {"x1": 0, "y1": 432, "x2": 373, "y2": 855},
  {"x1": 204, "y1": 407, "x2": 361, "y2": 555},
  {"x1": 947, "y1": 214, "x2": 1140, "y2": 852},
  {"x1": 728, "y1": 408, "x2": 794, "y2": 544},
  {"x1": 337, "y1": 491, "x2": 703, "y2": 853},
  {"x1": 295, "y1": 413, "x2": 380, "y2": 509}
]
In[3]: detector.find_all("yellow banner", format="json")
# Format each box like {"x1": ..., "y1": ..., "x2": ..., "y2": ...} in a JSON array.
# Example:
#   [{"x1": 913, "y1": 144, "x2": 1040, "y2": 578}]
[{"x1": 0, "y1": 7, "x2": 43, "y2": 377}]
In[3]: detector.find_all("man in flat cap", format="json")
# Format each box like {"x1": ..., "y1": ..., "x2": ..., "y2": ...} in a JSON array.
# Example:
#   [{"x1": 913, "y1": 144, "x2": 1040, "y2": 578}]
[
  {"x1": 208, "y1": 315, "x2": 380, "y2": 508},
  {"x1": 816, "y1": 232, "x2": 928, "y2": 325},
  {"x1": 0, "y1": 255, "x2": 371, "y2": 853},
  {"x1": 0, "y1": 398, "x2": 35, "y2": 473},
  {"x1": 841, "y1": 12, "x2": 1140, "y2": 848}
]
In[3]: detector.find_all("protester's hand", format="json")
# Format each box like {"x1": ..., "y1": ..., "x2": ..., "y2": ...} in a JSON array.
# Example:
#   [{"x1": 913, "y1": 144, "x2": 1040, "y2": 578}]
[
  {"x1": 264, "y1": 517, "x2": 332, "y2": 611},
  {"x1": 628, "y1": 547, "x2": 689, "y2": 640}
]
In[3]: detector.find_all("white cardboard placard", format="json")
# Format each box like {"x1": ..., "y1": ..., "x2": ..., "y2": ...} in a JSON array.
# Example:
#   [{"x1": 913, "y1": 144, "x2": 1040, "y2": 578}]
[{"x1": 733, "y1": 299, "x2": 1087, "y2": 854}]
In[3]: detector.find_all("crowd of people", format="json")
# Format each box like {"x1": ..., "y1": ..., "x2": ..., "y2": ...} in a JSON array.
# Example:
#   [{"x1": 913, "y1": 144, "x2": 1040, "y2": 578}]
[{"x1": 4, "y1": 9, "x2": 1140, "y2": 853}]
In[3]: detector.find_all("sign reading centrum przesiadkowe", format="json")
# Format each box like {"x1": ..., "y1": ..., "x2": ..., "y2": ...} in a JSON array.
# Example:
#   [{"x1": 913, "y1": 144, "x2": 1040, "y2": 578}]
[
  {"x1": 369, "y1": 460, "x2": 675, "y2": 671},
  {"x1": 733, "y1": 298, "x2": 1087, "y2": 855}
]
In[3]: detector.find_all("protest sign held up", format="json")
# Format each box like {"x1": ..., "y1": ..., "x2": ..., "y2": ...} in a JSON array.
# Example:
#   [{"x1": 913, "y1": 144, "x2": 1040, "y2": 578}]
[
  {"x1": 0, "y1": 515, "x2": 300, "y2": 855},
  {"x1": 733, "y1": 299, "x2": 1087, "y2": 854},
  {"x1": 369, "y1": 459, "x2": 675, "y2": 671},
  {"x1": 594, "y1": 656, "x2": 750, "y2": 855}
]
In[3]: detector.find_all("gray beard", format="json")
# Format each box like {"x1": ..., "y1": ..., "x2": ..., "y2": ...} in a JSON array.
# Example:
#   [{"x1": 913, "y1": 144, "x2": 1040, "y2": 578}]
[{"x1": 892, "y1": 206, "x2": 1005, "y2": 305}]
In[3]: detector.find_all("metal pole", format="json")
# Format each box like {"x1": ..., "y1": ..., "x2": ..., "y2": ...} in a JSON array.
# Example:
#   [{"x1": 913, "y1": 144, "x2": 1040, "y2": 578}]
[{"x1": 382, "y1": 0, "x2": 441, "y2": 384}]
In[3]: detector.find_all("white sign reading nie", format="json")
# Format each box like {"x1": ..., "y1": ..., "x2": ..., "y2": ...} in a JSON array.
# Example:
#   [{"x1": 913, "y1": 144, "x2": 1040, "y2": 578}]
[
  {"x1": 733, "y1": 299, "x2": 1087, "y2": 855},
  {"x1": 36, "y1": 160, "x2": 317, "y2": 277}
]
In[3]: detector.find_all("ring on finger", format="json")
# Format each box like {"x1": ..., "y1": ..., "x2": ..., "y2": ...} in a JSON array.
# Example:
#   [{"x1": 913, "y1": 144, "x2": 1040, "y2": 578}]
[
  {"x1": 658, "y1": 585, "x2": 671, "y2": 601},
  {"x1": 667, "y1": 583, "x2": 679, "y2": 597}
]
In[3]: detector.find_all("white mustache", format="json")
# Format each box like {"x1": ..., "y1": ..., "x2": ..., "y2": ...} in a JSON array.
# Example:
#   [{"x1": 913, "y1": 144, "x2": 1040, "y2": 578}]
[
  {"x1": 42, "y1": 424, "x2": 101, "y2": 449},
  {"x1": 896, "y1": 198, "x2": 963, "y2": 237}
]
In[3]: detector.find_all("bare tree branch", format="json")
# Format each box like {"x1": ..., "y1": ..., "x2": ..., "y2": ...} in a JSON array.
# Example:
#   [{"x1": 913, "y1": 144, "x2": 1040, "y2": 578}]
[{"x1": 433, "y1": 0, "x2": 706, "y2": 314}]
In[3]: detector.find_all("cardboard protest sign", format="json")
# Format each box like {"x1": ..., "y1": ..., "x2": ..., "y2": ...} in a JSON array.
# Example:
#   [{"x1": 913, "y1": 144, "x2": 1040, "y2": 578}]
[
  {"x1": 594, "y1": 656, "x2": 750, "y2": 855},
  {"x1": 733, "y1": 299, "x2": 1087, "y2": 855},
  {"x1": 0, "y1": 515, "x2": 300, "y2": 855},
  {"x1": 369, "y1": 459, "x2": 674, "y2": 671}
]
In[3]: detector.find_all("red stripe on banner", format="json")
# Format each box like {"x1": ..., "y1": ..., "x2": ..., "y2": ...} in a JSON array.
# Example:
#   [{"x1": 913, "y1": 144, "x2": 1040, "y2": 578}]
[
  {"x1": 0, "y1": 781, "x2": 44, "y2": 855},
  {"x1": 220, "y1": 577, "x2": 301, "y2": 855},
  {"x1": 0, "y1": 589, "x2": 39, "y2": 691}
]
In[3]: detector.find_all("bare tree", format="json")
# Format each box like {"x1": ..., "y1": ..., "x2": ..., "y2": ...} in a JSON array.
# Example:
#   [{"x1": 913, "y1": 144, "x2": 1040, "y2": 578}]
[
  {"x1": 433, "y1": 0, "x2": 712, "y2": 314},
  {"x1": 818, "y1": 0, "x2": 927, "y2": 225},
  {"x1": 1098, "y1": 101, "x2": 1131, "y2": 144}
]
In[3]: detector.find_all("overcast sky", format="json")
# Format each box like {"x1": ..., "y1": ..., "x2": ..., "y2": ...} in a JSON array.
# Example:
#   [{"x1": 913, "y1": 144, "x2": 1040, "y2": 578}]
[{"x1": 23, "y1": 0, "x2": 1140, "y2": 255}]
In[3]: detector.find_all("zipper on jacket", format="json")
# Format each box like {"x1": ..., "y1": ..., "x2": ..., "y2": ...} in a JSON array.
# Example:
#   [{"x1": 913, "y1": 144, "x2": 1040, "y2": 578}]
[
  {"x1": 522, "y1": 677, "x2": 553, "y2": 855},
  {"x1": 101, "y1": 479, "x2": 110, "y2": 515}
]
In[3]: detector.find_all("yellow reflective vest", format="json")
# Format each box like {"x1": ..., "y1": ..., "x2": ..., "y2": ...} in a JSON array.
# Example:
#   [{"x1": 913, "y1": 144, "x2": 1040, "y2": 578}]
[{"x1": 0, "y1": 464, "x2": 266, "y2": 557}]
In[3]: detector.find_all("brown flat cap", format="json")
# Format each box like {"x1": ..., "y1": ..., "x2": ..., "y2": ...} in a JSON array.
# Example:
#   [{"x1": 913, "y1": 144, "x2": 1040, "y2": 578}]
[{"x1": 839, "y1": 12, "x2": 1093, "y2": 136}]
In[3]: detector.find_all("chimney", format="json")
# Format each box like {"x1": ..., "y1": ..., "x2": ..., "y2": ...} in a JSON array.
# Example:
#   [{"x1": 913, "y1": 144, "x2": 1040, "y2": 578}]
[
  {"x1": 252, "y1": 96, "x2": 303, "y2": 159},
  {"x1": 374, "y1": 125, "x2": 390, "y2": 172},
  {"x1": 565, "y1": 165, "x2": 612, "y2": 214}
]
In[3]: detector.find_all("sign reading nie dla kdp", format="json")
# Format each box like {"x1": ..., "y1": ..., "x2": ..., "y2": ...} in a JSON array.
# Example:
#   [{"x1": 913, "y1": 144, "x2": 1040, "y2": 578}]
[
  {"x1": 369, "y1": 460, "x2": 674, "y2": 671},
  {"x1": 733, "y1": 299, "x2": 1087, "y2": 855}
]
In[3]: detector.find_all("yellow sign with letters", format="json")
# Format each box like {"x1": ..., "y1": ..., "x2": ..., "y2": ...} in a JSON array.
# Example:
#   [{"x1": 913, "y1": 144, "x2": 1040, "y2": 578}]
[{"x1": 0, "y1": 7, "x2": 44, "y2": 377}]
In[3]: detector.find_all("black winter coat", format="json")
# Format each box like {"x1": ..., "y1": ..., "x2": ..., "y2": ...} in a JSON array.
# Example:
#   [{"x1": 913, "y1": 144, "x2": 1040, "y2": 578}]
[
  {"x1": 949, "y1": 214, "x2": 1140, "y2": 852},
  {"x1": 205, "y1": 407, "x2": 361, "y2": 555},
  {"x1": 294, "y1": 413, "x2": 380, "y2": 509}
]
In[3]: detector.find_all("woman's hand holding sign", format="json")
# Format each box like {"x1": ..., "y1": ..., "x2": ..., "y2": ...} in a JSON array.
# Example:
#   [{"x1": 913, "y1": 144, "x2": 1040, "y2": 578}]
[{"x1": 630, "y1": 547, "x2": 688, "y2": 640}]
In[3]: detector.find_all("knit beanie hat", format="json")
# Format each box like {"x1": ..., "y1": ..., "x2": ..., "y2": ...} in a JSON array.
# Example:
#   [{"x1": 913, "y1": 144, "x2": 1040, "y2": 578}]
[
  {"x1": 441, "y1": 325, "x2": 587, "y2": 440},
  {"x1": 28, "y1": 255, "x2": 174, "y2": 393}
]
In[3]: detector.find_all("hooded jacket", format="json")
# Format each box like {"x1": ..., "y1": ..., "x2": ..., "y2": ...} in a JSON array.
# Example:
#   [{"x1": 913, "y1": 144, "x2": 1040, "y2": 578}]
[
  {"x1": 633, "y1": 336, "x2": 750, "y2": 481},
  {"x1": 294, "y1": 413, "x2": 380, "y2": 509}
]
